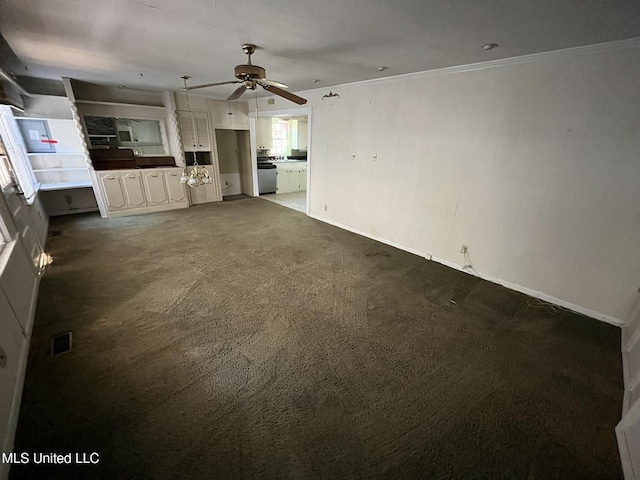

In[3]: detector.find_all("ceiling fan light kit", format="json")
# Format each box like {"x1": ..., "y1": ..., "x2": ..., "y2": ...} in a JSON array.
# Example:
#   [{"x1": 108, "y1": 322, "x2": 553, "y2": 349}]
[{"x1": 186, "y1": 44, "x2": 307, "y2": 105}]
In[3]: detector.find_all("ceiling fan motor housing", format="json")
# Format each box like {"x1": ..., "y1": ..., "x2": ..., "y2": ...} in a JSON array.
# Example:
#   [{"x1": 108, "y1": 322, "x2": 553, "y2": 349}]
[{"x1": 235, "y1": 64, "x2": 266, "y2": 81}]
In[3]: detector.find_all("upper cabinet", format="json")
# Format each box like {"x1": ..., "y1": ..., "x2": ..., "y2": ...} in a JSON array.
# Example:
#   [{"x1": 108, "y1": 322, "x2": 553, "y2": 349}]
[
  {"x1": 256, "y1": 118, "x2": 272, "y2": 150},
  {"x1": 209, "y1": 100, "x2": 249, "y2": 130},
  {"x1": 179, "y1": 111, "x2": 211, "y2": 151}
]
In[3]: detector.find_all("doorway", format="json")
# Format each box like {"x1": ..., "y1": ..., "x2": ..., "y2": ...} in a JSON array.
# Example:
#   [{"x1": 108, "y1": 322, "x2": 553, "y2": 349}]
[
  {"x1": 251, "y1": 107, "x2": 311, "y2": 214},
  {"x1": 215, "y1": 129, "x2": 253, "y2": 200}
]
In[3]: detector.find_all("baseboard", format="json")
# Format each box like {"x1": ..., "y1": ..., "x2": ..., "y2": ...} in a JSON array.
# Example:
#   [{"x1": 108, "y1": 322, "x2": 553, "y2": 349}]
[{"x1": 308, "y1": 213, "x2": 623, "y2": 327}]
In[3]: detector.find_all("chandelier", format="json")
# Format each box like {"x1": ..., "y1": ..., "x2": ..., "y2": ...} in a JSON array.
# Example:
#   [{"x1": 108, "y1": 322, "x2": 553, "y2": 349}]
[{"x1": 179, "y1": 75, "x2": 212, "y2": 188}]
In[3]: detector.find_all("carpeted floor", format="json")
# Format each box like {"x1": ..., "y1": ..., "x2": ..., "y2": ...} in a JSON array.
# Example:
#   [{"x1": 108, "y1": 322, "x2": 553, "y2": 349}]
[{"x1": 11, "y1": 197, "x2": 623, "y2": 479}]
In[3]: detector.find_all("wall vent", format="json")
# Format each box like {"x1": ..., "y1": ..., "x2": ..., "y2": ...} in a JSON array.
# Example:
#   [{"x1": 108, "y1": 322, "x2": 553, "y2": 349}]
[{"x1": 51, "y1": 331, "x2": 72, "y2": 356}]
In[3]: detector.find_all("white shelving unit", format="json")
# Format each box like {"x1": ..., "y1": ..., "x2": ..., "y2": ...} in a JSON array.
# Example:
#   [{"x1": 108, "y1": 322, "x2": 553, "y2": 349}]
[
  {"x1": 28, "y1": 152, "x2": 92, "y2": 190},
  {"x1": 18, "y1": 118, "x2": 92, "y2": 191}
]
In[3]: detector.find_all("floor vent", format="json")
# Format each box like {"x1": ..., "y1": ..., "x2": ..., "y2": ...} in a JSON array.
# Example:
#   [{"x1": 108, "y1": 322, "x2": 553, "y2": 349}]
[{"x1": 51, "y1": 331, "x2": 72, "y2": 356}]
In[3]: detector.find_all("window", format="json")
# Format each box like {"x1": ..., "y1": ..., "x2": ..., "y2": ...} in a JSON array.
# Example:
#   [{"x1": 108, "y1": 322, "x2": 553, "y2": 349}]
[{"x1": 271, "y1": 121, "x2": 288, "y2": 156}]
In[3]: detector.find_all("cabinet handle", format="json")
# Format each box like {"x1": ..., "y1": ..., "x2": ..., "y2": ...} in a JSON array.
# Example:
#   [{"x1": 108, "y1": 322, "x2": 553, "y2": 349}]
[
  {"x1": 126, "y1": 174, "x2": 136, "y2": 179},
  {"x1": 150, "y1": 173, "x2": 158, "y2": 177},
  {"x1": 106, "y1": 175, "x2": 116, "y2": 180},
  {"x1": 170, "y1": 172, "x2": 177, "y2": 176}
]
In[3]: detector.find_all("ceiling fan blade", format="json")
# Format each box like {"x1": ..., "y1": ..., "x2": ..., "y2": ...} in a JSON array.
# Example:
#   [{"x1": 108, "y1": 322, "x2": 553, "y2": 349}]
[
  {"x1": 259, "y1": 83, "x2": 307, "y2": 105},
  {"x1": 261, "y1": 79, "x2": 289, "y2": 89},
  {"x1": 186, "y1": 80, "x2": 241, "y2": 90},
  {"x1": 227, "y1": 85, "x2": 247, "y2": 101}
]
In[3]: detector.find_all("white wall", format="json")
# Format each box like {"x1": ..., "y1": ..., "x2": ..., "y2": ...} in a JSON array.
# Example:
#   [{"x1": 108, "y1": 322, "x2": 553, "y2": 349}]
[{"x1": 254, "y1": 40, "x2": 640, "y2": 325}]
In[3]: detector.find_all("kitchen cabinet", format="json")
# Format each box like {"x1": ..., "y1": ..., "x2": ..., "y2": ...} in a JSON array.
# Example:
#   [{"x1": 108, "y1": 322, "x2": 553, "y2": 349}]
[
  {"x1": 179, "y1": 111, "x2": 211, "y2": 151},
  {"x1": 210, "y1": 100, "x2": 249, "y2": 130},
  {"x1": 298, "y1": 119, "x2": 308, "y2": 149},
  {"x1": 298, "y1": 164, "x2": 307, "y2": 190},
  {"x1": 97, "y1": 172, "x2": 127, "y2": 211},
  {"x1": 121, "y1": 171, "x2": 147, "y2": 208},
  {"x1": 276, "y1": 162, "x2": 307, "y2": 193},
  {"x1": 98, "y1": 170, "x2": 147, "y2": 210},
  {"x1": 186, "y1": 166, "x2": 221, "y2": 205},
  {"x1": 165, "y1": 170, "x2": 187, "y2": 203},
  {"x1": 256, "y1": 118, "x2": 272, "y2": 150},
  {"x1": 96, "y1": 168, "x2": 188, "y2": 217},
  {"x1": 143, "y1": 170, "x2": 168, "y2": 206}
]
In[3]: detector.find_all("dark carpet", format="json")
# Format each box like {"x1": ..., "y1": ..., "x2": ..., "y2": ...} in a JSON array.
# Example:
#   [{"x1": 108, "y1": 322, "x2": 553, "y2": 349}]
[{"x1": 11, "y1": 197, "x2": 623, "y2": 479}]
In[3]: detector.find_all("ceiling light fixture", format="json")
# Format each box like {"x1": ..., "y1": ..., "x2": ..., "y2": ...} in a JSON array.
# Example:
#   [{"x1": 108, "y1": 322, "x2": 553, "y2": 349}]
[
  {"x1": 483, "y1": 43, "x2": 499, "y2": 51},
  {"x1": 179, "y1": 75, "x2": 212, "y2": 188}
]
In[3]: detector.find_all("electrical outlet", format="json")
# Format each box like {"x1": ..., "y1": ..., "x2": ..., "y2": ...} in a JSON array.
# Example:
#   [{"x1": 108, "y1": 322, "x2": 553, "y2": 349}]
[
  {"x1": 324, "y1": 204, "x2": 328, "y2": 211},
  {"x1": 352, "y1": 152, "x2": 356, "y2": 161},
  {"x1": 460, "y1": 245, "x2": 468, "y2": 254},
  {"x1": 225, "y1": 181, "x2": 229, "y2": 185},
  {"x1": 372, "y1": 153, "x2": 378, "y2": 162}
]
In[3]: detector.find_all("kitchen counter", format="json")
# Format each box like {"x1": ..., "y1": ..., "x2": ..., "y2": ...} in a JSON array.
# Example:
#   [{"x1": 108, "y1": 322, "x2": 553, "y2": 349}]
[{"x1": 271, "y1": 159, "x2": 307, "y2": 164}]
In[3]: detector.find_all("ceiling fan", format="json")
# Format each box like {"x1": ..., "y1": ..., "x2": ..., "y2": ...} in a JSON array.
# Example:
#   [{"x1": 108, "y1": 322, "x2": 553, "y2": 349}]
[{"x1": 185, "y1": 44, "x2": 307, "y2": 105}]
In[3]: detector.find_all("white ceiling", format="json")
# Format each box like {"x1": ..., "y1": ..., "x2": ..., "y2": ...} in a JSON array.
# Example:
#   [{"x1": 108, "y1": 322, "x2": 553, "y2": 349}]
[{"x1": 1, "y1": 0, "x2": 640, "y2": 99}]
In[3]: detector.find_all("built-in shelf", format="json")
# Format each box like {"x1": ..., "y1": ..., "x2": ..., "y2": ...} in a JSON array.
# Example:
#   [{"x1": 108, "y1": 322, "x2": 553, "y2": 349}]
[{"x1": 39, "y1": 181, "x2": 93, "y2": 191}]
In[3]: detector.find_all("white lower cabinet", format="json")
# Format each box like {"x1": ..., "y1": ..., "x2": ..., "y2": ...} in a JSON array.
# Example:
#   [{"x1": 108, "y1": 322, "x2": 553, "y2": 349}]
[
  {"x1": 186, "y1": 166, "x2": 221, "y2": 205},
  {"x1": 143, "y1": 171, "x2": 168, "y2": 206},
  {"x1": 98, "y1": 173, "x2": 127, "y2": 211},
  {"x1": 165, "y1": 170, "x2": 187, "y2": 203},
  {"x1": 96, "y1": 168, "x2": 188, "y2": 218},
  {"x1": 122, "y1": 171, "x2": 147, "y2": 208},
  {"x1": 276, "y1": 163, "x2": 307, "y2": 194}
]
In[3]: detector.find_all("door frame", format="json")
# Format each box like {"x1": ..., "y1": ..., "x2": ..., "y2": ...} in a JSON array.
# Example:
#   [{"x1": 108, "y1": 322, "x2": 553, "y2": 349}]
[{"x1": 249, "y1": 106, "x2": 312, "y2": 215}]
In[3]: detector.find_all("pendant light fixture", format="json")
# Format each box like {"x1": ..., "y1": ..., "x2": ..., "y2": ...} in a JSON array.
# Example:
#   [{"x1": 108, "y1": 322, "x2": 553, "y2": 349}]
[{"x1": 179, "y1": 75, "x2": 212, "y2": 188}]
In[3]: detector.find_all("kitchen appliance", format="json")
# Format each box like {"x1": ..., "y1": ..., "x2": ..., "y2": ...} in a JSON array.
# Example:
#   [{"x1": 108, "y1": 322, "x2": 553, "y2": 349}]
[
  {"x1": 185, "y1": 44, "x2": 307, "y2": 105},
  {"x1": 258, "y1": 162, "x2": 277, "y2": 194}
]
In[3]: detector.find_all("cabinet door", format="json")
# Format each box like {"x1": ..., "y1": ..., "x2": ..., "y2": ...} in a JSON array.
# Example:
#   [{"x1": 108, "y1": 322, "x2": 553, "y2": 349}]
[
  {"x1": 193, "y1": 112, "x2": 211, "y2": 151},
  {"x1": 164, "y1": 170, "x2": 186, "y2": 203},
  {"x1": 179, "y1": 111, "x2": 197, "y2": 151},
  {"x1": 256, "y1": 118, "x2": 272, "y2": 150},
  {"x1": 229, "y1": 102, "x2": 249, "y2": 129},
  {"x1": 122, "y1": 172, "x2": 147, "y2": 208},
  {"x1": 143, "y1": 171, "x2": 168, "y2": 206},
  {"x1": 98, "y1": 173, "x2": 127, "y2": 211},
  {"x1": 299, "y1": 166, "x2": 307, "y2": 190},
  {"x1": 277, "y1": 168, "x2": 295, "y2": 193}
]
